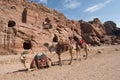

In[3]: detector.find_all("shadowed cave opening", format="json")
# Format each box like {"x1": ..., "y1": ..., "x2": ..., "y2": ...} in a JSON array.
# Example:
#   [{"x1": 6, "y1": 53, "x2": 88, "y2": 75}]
[
  {"x1": 8, "y1": 20, "x2": 16, "y2": 27},
  {"x1": 23, "y1": 40, "x2": 32, "y2": 50}
]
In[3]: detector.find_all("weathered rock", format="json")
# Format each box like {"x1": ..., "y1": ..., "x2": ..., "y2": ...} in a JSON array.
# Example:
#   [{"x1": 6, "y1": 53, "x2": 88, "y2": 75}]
[
  {"x1": 0, "y1": 0, "x2": 120, "y2": 54},
  {"x1": 103, "y1": 21, "x2": 117, "y2": 35},
  {"x1": 80, "y1": 20, "x2": 102, "y2": 46}
]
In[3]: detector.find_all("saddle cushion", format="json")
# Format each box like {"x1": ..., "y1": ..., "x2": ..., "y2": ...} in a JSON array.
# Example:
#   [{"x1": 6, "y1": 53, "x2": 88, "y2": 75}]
[
  {"x1": 30, "y1": 59, "x2": 37, "y2": 69},
  {"x1": 79, "y1": 39, "x2": 86, "y2": 48},
  {"x1": 34, "y1": 54, "x2": 48, "y2": 69}
]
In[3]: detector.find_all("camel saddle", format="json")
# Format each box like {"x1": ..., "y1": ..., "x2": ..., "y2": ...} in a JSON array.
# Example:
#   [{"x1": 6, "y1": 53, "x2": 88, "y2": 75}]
[
  {"x1": 36, "y1": 54, "x2": 47, "y2": 68},
  {"x1": 79, "y1": 39, "x2": 86, "y2": 48}
]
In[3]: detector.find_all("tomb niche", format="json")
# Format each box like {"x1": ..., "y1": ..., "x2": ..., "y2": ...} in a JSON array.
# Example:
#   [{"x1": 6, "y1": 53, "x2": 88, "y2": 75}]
[{"x1": 22, "y1": 8, "x2": 27, "y2": 23}]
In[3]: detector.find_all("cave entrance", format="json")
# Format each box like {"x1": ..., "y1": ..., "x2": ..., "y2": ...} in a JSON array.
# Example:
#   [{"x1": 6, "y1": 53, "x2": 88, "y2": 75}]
[
  {"x1": 52, "y1": 34, "x2": 58, "y2": 42},
  {"x1": 4, "y1": 20, "x2": 16, "y2": 50},
  {"x1": 22, "y1": 8, "x2": 27, "y2": 23},
  {"x1": 8, "y1": 20, "x2": 16, "y2": 27},
  {"x1": 43, "y1": 17, "x2": 53, "y2": 29},
  {"x1": 23, "y1": 40, "x2": 32, "y2": 50}
]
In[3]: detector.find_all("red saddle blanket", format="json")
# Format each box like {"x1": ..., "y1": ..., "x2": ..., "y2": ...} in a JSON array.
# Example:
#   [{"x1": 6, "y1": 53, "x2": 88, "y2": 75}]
[
  {"x1": 79, "y1": 39, "x2": 86, "y2": 48},
  {"x1": 30, "y1": 54, "x2": 49, "y2": 69}
]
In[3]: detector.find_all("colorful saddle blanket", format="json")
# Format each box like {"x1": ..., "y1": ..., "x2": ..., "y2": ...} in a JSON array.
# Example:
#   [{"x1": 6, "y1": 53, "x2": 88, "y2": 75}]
[
  {"x1": 30, "y1": 53, "x2": 49, "y2": 69},
  {"x1": 79, "y1": 39, "x2": 86, "y2": 48}
]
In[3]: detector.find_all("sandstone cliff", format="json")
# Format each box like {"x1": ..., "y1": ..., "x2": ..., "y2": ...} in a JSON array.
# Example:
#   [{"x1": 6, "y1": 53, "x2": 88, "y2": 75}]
[{"x1": 0, "y1": 0, "x2": 120, "y2": 54}]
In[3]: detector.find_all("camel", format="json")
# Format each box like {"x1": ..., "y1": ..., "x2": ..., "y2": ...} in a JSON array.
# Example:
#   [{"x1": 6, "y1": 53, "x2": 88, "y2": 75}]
[
  {"x1": 73, "y1": 36, "x2": 88, "y2": 61},
  {"x1": 44, "y1": 39, "x2": 74, "y2": 66},
  {"x1": 75, "y1": 41, "x2": 88, "y2": 60},
  {"x1": 44, "y1": 36, "x2": 89, "y2": 66},
  {"x1": 20, "y1": 50, "x2": 52, "y2": 71}
]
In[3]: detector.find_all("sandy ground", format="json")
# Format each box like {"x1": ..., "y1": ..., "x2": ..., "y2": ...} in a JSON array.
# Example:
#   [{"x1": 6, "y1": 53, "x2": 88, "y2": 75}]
[{"x1": 0, "y1": 45, "x2": 120, "y2": 80}]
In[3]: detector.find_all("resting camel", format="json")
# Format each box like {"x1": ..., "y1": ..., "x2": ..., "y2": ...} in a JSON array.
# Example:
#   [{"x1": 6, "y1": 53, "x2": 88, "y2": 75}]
[
  {"x1": 44, "y1": 36, "x2": 89, "y2": 66},
  {"x1": 20, "y1": 52, "x2": 52, "y2": 71}
]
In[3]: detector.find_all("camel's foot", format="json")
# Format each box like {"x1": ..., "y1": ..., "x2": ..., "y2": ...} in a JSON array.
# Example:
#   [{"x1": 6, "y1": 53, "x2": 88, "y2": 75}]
[
  {"x1": 75, "y1": 57, "x2": 82, "y2": 61},
  {"x1": 26, "y1": 68, "x2": 36, "y2": 71},
  {"x1": 28, "y1": 68, "x2": 34, "y2": 71},
  {"x1": 79, "y1": 58, "x2": 81, "y2": 61},
  {"x1": 75, "y1": 58, "x2": 81, "y2": 61},
  {"x1": 75, "y1": 58, "x2": 78, "y2": 60},
  {"x1": 58, "y1": 63, "x2": 62, "y2": 66},
  {"x1": 84, "y1": 56, "x2": 87, "y2": 60},
  {"x1": 84, "y1": 57, "x2": 87, "y2": 60},
  {"x1": 83, "y1": 55, "x2": 86, "y2": 58},
  {"x1": 58, "y1": 62, "x2": 62, "y2": 66},
  {"x1": 68, "y1": 62, "x2": 72, "y2": 65},
  {"x1": 68, "y1": 63, "x2": 71, "y2": 65},
  {"x1": 51, "y1": 62, "x2": 54, "y2": 66},
  {"x1": 83, "y1": 55, "x2": 87, "y2": 60}
]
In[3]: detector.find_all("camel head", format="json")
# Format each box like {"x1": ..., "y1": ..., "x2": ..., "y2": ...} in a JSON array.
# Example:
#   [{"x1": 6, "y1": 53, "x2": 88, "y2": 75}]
[
  {"x1": 20, "y1": 51, "x2": 30, "y2": 70},
  {"x1": 44, "y1": 43, "x2": 56, "y2": 53}
]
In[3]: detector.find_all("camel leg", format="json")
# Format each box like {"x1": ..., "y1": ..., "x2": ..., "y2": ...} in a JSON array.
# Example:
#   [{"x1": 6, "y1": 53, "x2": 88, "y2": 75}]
[
  {"x1": 75, "y1": 45, "x2": 79, "y2": 61},
  {"x1": 76, "y1": 48, "x2": 80, "y2": 61},
  {"x1": 78, "y1": 48, "x2": 82, "y2": 61},
  {"x1": 68, "y1": 48, "x2": 73, "y2": 65},
  {"x1": 58, "y1": 54, "x2": 62, "y2": 66},
  {"x1": 84, "y1": 46, "x2": 88, "y2": 60},
  {"x1": 76, "y1": 46, "x2": 82, "y2": 61},
  {"x1": 21, "y1": 59, "x2": 29, "y2": 70},
  {"x1": 76, "y1": 50, "x2": 79, "y2": 61}
]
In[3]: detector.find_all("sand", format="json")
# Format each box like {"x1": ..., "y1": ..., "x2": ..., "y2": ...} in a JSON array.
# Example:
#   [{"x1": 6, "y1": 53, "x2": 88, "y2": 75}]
[{"x1": 0, "y1": 45, "x2": 120, "y2": 80}]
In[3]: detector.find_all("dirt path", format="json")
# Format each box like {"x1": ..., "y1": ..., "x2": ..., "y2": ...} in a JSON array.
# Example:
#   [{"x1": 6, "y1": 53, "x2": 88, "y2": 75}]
[{"x1": 0, "y1": 45, "x2": 120, "y2": 80}]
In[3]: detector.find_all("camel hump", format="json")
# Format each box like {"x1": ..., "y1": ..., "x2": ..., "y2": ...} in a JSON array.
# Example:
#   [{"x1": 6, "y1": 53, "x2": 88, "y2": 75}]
[
  {"x1": 58, "y1": 40, "x2": 69, "y2": 45},
  {"x1": 56, "y1": 40, "x2": 70, "y2": 52}
]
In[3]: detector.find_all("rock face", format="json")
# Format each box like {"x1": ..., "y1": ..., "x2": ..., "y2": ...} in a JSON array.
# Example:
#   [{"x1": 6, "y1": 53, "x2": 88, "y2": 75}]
[
  {"x1": 104, "y1": 21, "x2": 120, "y2": 36},
  {"x1": 0, "y1": 0, "x2": 73, "y2": 53},
  {"x1": 0, "y1": 0, "x2": 120, "y2": 54},
  {"x1": 80, "y1": 18, "x2": 105, "y2": 46},
  {"x1": 104, "y1": 21, "x2": 117, "y2": 35},
  {"x1": 103, "y1": 21, "x2": 120, "y2": 45}
]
